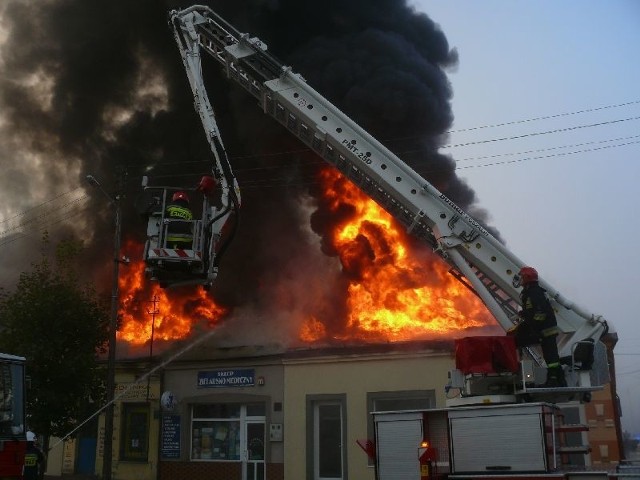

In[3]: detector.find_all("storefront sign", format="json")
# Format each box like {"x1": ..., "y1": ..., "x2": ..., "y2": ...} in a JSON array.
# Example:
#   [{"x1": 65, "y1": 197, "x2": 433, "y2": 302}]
[
  {"x1": 114, "y1": 382, "x2": 159, "y2": 400},
  {"x1": 161, "y1": 415, "x2": 181, "y2": 459},
  {"x1": 197, "y1": 368, "x2": 255, "y2": 388}
]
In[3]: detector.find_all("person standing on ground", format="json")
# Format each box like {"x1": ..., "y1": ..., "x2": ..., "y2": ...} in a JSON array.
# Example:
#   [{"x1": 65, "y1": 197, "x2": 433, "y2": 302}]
[{"x1": 24, "y1": 431, "x2": 45, "y2": 480}]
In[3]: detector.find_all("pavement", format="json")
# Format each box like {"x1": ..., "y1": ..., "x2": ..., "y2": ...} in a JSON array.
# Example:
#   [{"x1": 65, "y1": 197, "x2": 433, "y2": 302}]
[{"x1": 44, "y1": 475, "x2": 98, "y2": 480}]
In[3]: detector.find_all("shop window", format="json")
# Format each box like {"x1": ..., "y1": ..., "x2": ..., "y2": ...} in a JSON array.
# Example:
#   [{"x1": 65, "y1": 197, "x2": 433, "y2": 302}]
[
  {"x1": 193, "y1": 403, "x2": 240, "y2": 419},
  {"x1": 192, "y1": 420, "x2": 241, "y2": 460},
  {"x1": 120, "y1": 403, "x2": 149, "y2": 461},
  {"x1": 246, "y1": 403, "x2": 266, "y2": 417},
  {"x1": 191, "y1": 403, "x2": 266, "y2": 462}
]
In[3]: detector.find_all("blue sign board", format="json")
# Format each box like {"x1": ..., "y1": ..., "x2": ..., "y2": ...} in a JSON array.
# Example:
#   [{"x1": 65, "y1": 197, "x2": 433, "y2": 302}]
[
  {"x1": 197, "y1": 368, "x2": 255, "y2": 388},
  {"x1": 161, "y1": 415, "x2": 181, "y2": 459}
]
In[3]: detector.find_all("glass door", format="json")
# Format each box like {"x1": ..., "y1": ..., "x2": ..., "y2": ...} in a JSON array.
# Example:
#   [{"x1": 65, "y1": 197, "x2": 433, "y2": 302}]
[
  {"x1": 243, "y1": 421, "x2": 265, "y2": 480},
  {"x1": 314, "y1": 402, "x2": 343, "y2": 480}
]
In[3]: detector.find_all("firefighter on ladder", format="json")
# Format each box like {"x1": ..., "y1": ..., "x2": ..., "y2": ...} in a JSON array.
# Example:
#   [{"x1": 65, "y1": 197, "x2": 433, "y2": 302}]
[
  {"x1": 165, "y1": 191, "x2": 194, "y2": 249},
  {"x1": 510, "y1": 266, "x2": 567, "y2": 387}
]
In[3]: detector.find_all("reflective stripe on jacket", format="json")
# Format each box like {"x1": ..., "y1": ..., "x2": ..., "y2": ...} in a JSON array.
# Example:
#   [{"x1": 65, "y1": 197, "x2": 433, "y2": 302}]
[{"x1": 166, "y1": 205, "x2": 193, "y2": 220}]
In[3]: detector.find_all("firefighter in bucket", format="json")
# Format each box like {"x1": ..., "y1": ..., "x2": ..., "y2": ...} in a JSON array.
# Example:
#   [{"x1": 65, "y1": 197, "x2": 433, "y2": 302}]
[{"x1": 509, "y1": 266, "x2": 567, "y2": 387}]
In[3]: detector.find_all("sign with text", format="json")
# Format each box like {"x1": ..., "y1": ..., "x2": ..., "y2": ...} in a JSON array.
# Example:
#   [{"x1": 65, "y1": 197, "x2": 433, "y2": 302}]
[
  {"x1": 197, "y1": 368, "x2": 255, "y2": 388},
  {"x1": 161, "y1": 415, "x2": 181, "y2": 459},
  {"x1": 114, "y1": 382, "x2": 159, "y2": 400}
]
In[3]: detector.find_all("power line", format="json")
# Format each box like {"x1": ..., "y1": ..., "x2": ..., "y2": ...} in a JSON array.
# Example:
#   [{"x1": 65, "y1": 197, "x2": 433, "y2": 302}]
[
  {"x1": 446, "y1": 99, "x2": 640, "y2": 133},
  {"x1": 454, "y1": 134, "x2": 640, "y2": 163},
  {"x1": 0, "y1": 199, "x2": 91, "y2": 248},
  {"x1": 0, "y1": 133, "x2": 636, "y2": 235},
  {"x1": 454, "y1": 139, "x2": 640, "y2": 171},
  {"x1": 2, "y1": 101, "x2": 640, "y2": 241},
  {"x1": 0, "y1": 195, "x2": 89, "y2": 239},
  {"x1": 0, "y1": 187, "x2": 85, "y2": 226},
  {"x1": 442, "y1": 116, "x2": 640, "y2": 149},
  {"x1": 146, "y1": 102, "x2": 640, "y2": 166}
]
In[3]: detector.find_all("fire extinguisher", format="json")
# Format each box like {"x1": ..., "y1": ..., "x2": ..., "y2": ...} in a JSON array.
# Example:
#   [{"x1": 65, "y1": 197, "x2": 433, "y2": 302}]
[{"x1": 418, "y1": 440, "x2": 437, "y2": 480}]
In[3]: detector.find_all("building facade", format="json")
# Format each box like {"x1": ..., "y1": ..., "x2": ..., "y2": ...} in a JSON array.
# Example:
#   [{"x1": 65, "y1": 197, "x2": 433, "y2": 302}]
[
  {"x1": 153, "y1": 340, "x2": 456, "y2": 480},
  {"x1": 158, "y1": 344, "x2": 285, "y2": 480},
  {"x1": 61, "y1": 337, "x2": 623, "y2": 479}
]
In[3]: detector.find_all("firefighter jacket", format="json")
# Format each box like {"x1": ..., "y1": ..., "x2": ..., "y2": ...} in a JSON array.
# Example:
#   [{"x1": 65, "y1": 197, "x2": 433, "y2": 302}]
[
  {"x1": 23, "y1": 443, "x2": 44, "y2": 480},
  {"x1": 519, "y1": 283, "x2": 560, "y2": 338},
  {"x1": 165, "y1": 201, "x2": 194, "y2": 245}
]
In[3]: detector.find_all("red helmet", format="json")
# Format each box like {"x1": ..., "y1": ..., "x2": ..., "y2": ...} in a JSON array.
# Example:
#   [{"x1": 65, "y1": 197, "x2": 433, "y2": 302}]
[
  {"x1": 197, "y1": 175, "x2": 217, "y2": 195},
  {"x1": 518, "y1": 266, "x2": 539, "y2": 285},
  {"x1": 172, "y1": 191, "x2": 189, "y2": 203}
]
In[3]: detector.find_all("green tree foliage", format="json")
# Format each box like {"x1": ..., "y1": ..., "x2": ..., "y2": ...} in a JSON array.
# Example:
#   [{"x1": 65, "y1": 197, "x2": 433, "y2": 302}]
[{"x1": 0, "y1": 235, "x2": 109, "y2": 438}]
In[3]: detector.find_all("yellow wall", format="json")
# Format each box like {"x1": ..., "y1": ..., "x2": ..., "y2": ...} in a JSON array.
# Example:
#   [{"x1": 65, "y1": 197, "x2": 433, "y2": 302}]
[
  {"x1": 97, "y1": 374, "x2": 161, "y2": 480},
  {"x1": 283, "y1": 350, "x2": 454, "y2": 480},
  {"x1": 43, "y1": 436, "x2": 66, "y2": 476}
]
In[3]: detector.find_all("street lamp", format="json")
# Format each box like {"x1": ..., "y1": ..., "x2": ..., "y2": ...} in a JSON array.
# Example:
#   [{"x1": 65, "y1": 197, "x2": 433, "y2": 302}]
[{"x1": 86, "y1": 174, "x2": 123, "y2": 480}]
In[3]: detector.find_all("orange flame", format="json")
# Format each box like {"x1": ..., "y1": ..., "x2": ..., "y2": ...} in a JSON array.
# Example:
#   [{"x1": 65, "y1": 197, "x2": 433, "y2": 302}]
[
  {"x1": 117, "y1": 168, "x2": 496, "y2": 349},
  {"x1": 117, "y1": 240, "x2": 227, "y2": 346},
  {"x1": 300, "y1": 168, "x2": 494, "y2": 342}
]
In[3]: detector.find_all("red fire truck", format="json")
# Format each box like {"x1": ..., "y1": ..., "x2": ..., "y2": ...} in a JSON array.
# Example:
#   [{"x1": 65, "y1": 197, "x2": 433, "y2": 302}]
[{"x1": 0, "y1": 353, "x2": 27, "y2": 479}]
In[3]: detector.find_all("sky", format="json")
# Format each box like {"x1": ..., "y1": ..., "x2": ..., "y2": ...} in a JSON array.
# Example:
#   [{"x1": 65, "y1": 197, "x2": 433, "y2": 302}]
[
  {"x1": 0, "y1": 0, "x2": 638, "y2": 435},
  {"x1": 413, "y1": 0, "x2": 640, "y2": 433}
]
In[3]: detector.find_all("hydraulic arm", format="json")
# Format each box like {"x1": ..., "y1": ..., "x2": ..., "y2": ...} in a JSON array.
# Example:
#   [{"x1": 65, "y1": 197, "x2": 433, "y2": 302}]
[{"x1": 169, "y1": 6, "x2": 609, "y2": 366}]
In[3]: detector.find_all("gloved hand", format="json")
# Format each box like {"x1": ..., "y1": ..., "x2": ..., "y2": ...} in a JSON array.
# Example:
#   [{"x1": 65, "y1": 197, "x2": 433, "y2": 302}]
[{"x1": 506, "y1": 323, "x2": 520, "y2": 335}]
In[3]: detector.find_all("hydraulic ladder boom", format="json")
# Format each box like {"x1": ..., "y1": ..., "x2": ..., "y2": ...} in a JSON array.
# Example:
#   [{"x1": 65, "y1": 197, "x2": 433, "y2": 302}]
[{"x1": 169, "y1": 6, "x2": 609, "y2": 374}]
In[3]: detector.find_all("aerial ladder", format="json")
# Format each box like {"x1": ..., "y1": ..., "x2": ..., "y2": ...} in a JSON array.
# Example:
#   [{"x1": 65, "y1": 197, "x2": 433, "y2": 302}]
[
  {"x1": 141, "y1": 8, "x2": 241, "y2": 289},
  {"x1": 168, "y1": 6, "x2": 610, "y2": 399}
]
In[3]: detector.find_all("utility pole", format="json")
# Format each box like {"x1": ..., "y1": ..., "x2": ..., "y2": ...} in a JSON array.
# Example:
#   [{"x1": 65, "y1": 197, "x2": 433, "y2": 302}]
[
  {"x1": 146, "y1": 295, "x2": 160, "y2": 401},
  {"x1": 87, "y1": 170, "x2": 125, "y2": 480}
]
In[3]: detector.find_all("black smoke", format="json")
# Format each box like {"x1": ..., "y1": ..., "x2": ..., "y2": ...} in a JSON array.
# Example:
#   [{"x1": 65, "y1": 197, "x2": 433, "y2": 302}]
[{"x1": 0, "y1": 0, "x2": 493, "y2": 339}]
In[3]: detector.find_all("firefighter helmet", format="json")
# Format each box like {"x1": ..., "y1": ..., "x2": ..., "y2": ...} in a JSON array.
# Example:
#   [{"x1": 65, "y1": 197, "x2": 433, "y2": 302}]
[
  {"x1": 518, "y1": 266, "x2": 539, "y2": 285},
  {"x1": 26, "y1": 431, "x2": 36, "y2": 442},
  {"x1": 197, "y1": 175, "x2": 217, "y2": 195},
  {"x1": 172, "y1": 191, "x2": 189, "y2": 203}
]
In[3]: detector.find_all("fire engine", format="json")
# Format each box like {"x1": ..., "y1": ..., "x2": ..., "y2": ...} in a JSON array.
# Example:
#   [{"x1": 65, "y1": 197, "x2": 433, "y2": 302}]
[
  {"x1": 158, "y1": 6, "x2": 620, "y2": 478},
  {"x1": 0, "y1": 353, "x2": 27, "y2": 479}
]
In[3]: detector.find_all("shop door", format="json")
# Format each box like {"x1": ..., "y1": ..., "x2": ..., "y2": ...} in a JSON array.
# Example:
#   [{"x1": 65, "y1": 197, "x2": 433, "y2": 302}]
[
  {"x1": 314, "y1": 402, "x2": 343, "y2": 480},
  {"x1": 243, "y1": 421, "x2": 265, "y2": 480},
  {"x1": 76, "y1": 436, "x2": 97, "y2": 474}
]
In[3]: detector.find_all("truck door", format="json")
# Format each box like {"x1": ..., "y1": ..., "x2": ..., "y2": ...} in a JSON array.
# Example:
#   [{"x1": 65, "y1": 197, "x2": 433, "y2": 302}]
[{"x1": 374, "y1": 412, "x2": 423, "y2": 480}]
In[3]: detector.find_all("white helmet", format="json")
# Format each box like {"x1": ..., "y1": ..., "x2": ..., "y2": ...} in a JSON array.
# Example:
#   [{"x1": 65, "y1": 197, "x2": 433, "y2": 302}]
[{"x1": 26, "y1": 431, "x2": 36, "y2": 442}]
